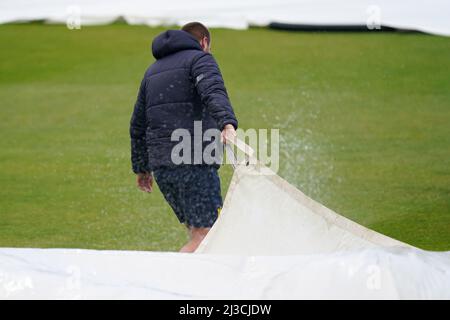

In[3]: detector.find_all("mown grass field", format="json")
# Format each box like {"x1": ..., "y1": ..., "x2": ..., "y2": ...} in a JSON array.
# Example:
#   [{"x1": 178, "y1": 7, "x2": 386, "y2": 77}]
[{"x1": 0, "y1": 23, "x2": 449, "y2": 251}]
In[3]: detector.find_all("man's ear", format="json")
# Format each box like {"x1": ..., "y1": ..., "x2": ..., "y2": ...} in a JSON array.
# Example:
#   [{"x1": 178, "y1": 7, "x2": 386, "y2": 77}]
[{"x1": 200, "y1": 37, "x2": 209, "y2": 52}]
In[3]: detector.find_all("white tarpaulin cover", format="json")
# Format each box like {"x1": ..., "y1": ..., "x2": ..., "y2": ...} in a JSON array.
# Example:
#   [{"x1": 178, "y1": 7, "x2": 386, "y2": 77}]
[
  {"x1": 0, "y1": 0, "x2": 449, "y2": 36},
  {"x1": 196, "y1": 164, "x2": 411, "y2": 255},
  {"x1": 1, "y1": 162, "x2": 450, "y2": 299},
  {"x1": 1, "y1": 247, "x2": 450, "y2": 299}
]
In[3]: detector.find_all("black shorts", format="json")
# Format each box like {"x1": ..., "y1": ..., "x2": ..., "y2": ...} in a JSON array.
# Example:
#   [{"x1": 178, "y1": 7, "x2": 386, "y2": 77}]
[{"x1": 153, "y1": 165, "x2": 222, "y2": 228}]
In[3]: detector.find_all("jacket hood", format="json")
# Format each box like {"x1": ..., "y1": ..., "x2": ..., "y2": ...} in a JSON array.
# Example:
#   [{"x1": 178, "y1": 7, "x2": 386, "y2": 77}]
[{"x1": 152, "y1": 30, "x2": 202, "y2": 59}]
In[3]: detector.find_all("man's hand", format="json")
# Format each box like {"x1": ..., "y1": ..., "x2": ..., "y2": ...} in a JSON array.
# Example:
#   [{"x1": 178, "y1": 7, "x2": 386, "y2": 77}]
[
  {"x1": 221, "y1": 124, "x2": 236, "y2": 144},
  {"x1": 137, "y1": 172, "x2": 153, "y2": 193}
]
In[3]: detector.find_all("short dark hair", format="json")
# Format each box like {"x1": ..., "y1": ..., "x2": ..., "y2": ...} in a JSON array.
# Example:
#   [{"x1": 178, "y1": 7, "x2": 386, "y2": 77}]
[{"x1": 181, "y1": 22, "x2": 210, "y2": 44}]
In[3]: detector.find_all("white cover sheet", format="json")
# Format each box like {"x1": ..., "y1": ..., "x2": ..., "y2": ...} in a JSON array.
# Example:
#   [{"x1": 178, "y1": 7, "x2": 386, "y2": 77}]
[{"x1": 0, "y1": 0, "x2": 449, "y2": 36}]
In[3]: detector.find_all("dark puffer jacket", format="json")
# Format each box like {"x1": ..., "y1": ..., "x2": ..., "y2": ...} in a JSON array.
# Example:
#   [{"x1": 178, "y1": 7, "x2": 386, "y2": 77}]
[{"x1": 130, "y1": 30, "x2": 238, "y2": 173}]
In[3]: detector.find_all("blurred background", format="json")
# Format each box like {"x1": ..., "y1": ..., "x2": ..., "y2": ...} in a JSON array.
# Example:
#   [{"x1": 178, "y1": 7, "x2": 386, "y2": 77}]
[{"x1": 0, "y1": 1, "x2": 449, "y2": 251}]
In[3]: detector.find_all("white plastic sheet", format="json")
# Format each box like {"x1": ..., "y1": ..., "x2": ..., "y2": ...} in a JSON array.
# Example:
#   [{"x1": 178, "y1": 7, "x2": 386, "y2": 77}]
[
  {"x1": 196, "y1": 164, "x2": 410, "y2": 255},
  {"x1": 1, "y1": 247, "x2": 449, "y2": 299},
  {"x1": 0, "y1": 0, "x2": 449, "y2": 36}
]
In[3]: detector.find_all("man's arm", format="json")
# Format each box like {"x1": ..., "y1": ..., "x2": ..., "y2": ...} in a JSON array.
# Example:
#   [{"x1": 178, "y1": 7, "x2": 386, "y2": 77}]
[
  {"x1": 190, "y1": 53, "x2": 238, "y2": 131},
  {"x1": 130, "y1": 77, "x2": 153, "y2": 192}
]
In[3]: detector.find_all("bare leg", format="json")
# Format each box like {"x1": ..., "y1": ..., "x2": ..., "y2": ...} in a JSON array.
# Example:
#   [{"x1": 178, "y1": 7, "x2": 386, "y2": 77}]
[{"x1": 179, "y1": 226, "x2": 210, "y2": 253}]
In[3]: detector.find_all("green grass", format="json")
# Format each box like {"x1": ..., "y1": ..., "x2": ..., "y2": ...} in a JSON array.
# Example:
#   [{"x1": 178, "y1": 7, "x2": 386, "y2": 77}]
[{"x1": 0, "y1": 24, "x2": 449, "y2": 251}]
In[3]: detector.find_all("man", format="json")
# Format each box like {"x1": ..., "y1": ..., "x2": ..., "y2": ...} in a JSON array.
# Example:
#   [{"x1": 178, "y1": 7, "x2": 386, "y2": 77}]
[{"x1": 130, "y1": 22, "x2": 238, "y2": 253}]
